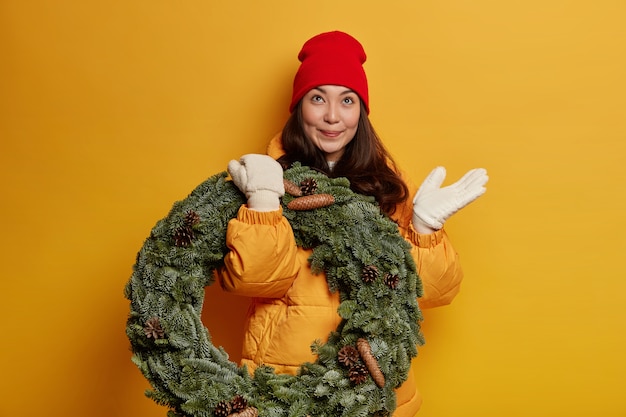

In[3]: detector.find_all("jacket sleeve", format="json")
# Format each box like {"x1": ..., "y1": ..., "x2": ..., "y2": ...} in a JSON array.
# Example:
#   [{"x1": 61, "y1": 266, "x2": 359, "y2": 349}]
[
  {"x1": 394, "y1": 172, "x2": 464, "y2": 309},
  {"x1": 405, "y1": 226, "x2": 464, "y2": 309},
  {"x1": 217, "y1": 205, "x2": 300, "y2": 298}
]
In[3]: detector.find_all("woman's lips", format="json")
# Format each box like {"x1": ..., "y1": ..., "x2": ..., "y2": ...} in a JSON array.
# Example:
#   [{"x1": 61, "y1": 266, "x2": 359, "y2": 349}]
[{"x1": 320, "y1": 130, "x2": 341, "y2": 138}]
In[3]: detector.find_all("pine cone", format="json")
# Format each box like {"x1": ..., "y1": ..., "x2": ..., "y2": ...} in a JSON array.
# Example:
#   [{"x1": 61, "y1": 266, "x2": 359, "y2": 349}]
[
  {"x1": 348, "y1": 363, "x2": 369, "y2": 385},
  {"x1": 338, "y1": 345, "x2": 360, "y2": 368},
  {"x1": 287, "y1": 194, "x2": 335, "y2": 211},
  {"x1": 174, "y1": 210, "x2": 201, "y2": 247},
  {"x1": 184, "y1": 210, "x2": 201, "y2": 227},
  {"x1": 383, "y1": 273, "x2": 399, "y2": 289},
  {"x1": 230, "y1": 395, "x2": 248, "y2": 412},
  {"x1": 230, "y1": 407, "x2": 258, "y2": 417},
  {"x1": 300, "y1": 178, "x2": 318, "y2": 195},
  {"x1": 362, "y1": 265, "x2": 379, "y2": 283},
  {"x1": 144, "y1": 317, "x2": 165, "y2": 339},
  {"x1": 283, "y1": 179, "x2": 302, "y2": 196},
  {"x1": 357, "y1": 338, "x2": 386, "y2": 388},
  {"x1": 173, "y1": 225, "x2": 194, "y2": 247},
  {"x1": 214, "y1": 400, "x2": 232, "y2": 417}
]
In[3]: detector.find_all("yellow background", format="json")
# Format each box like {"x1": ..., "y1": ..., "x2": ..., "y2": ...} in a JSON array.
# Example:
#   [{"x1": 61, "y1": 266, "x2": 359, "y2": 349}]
[{"x1": 1, "y1": 1, "x2": 625, "y2": 416}]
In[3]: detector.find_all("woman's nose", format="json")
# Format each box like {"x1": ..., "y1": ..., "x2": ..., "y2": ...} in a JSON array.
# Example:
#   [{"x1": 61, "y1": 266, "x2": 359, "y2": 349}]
[{"x1": 324, "y1": 104, "x2": 339, "y2": 123}]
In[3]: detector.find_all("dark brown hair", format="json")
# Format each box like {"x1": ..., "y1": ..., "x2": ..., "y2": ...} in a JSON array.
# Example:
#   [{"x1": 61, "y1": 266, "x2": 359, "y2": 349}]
[{"x1": 277, "y1": 101, "x2": 408, "y2": 216}]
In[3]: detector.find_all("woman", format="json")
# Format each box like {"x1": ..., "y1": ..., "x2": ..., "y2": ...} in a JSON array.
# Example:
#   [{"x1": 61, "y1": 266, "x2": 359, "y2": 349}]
[{"x1": 218, "y1": 31, "x2": 488, "y2": 416}]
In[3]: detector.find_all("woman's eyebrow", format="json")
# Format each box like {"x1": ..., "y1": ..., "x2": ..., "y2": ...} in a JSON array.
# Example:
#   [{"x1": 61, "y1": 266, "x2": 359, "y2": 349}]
[{"x1": 313, "y1": 86, "x2": 356, "y2": 95}]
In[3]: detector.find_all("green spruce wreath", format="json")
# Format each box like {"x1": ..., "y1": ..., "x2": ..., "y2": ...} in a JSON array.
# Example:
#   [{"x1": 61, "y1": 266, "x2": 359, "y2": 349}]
[{"x1": 125, "y1": 163, "x2": 424, "y2": 417}]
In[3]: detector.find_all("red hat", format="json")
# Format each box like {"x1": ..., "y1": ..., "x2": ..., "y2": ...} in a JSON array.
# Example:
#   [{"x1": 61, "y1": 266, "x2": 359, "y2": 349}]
[{"x1": 290, "y1": 31, "x2": 369, "y2": 114}]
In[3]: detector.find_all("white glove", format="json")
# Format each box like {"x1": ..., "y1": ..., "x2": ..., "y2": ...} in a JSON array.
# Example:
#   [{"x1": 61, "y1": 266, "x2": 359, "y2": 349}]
[
  {"x1": 227, "y1": 154, "x2": 285, "y2": 212},
  {"x1": 412, "y1": 167, "x2": 488, "y2": 231}
]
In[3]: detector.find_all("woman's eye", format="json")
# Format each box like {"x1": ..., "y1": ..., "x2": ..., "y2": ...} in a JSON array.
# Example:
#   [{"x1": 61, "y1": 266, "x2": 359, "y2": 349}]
[
  {"x1": 312, "y1": 95, "x2": 324, "y2": 103},
  {"x1": 343, "y1": 97, "x2": 354, "y2": 105}
]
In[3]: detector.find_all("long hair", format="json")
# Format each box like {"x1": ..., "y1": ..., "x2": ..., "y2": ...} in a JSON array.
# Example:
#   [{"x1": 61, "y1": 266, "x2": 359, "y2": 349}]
[{"x1": 277, "y1": 101, "x2": 408, "y2": 216}]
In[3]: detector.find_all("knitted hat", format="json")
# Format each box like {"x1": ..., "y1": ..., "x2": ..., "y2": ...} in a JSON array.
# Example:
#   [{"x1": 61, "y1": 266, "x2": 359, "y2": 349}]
[{"x1": 290, "y1": 31, "x2": 369, "y2": 113}]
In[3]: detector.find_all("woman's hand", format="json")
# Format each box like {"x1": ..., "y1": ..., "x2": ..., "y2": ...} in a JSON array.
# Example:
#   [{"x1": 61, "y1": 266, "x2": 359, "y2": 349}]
[
  {"x1": 228, "y1": 154, "x2": 285, "y2": 212},
  {"x1": 412, "y1": 167, "x2": 488, "y2": 232}
]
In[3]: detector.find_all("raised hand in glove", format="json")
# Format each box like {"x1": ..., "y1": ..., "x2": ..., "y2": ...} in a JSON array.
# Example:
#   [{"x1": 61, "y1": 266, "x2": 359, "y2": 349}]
[
  {"x1": 227, "y1": 154, "x2": 284, "y2": 212},
  {"x1": 412, "y1": 167, "x2": 488, "y2": 232}
]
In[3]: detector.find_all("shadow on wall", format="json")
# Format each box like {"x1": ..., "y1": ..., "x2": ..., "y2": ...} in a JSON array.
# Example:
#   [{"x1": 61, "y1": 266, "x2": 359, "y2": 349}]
[{"x1": 201, "y1": 283, "x2": 249, "y2": 364}]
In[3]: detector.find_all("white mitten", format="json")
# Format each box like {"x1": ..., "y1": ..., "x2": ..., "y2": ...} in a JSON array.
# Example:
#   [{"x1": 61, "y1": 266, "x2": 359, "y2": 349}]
[
  {"x1": 227, "y1": 154, "x2": 285, "y2": 212},
  {"x1": 412, "y1": 167, "x2": 488, "y2": 231}
]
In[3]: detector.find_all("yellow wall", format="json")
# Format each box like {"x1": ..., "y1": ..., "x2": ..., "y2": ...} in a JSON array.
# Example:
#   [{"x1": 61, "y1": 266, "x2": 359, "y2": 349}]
[{"x1": 1, "y1": 1, "x2": 625, "y2": 416}]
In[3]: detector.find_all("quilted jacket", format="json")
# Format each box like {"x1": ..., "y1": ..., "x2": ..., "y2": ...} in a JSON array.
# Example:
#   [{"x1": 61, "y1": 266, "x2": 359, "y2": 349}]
[{"x1": 217, "y1": 135, "x2": 464, "y2": 416}]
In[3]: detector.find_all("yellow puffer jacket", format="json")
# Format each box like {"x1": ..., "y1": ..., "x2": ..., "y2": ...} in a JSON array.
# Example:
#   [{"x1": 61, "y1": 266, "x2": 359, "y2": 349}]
[{"x1": 217, "y1": 135, "x2": 464, "y2": 416}]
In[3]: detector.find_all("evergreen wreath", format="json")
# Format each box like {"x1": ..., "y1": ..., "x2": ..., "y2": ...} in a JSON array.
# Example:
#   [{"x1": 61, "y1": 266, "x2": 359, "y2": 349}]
[{"x1": 125, "y1": 163, "x2": 424, "y2": 417}]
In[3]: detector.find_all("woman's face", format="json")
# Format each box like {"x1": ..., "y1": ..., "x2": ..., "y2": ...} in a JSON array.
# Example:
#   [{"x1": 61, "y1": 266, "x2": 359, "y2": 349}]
[{"x1": 300, "y1": 85, "x2": 361, "y2": 162}]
